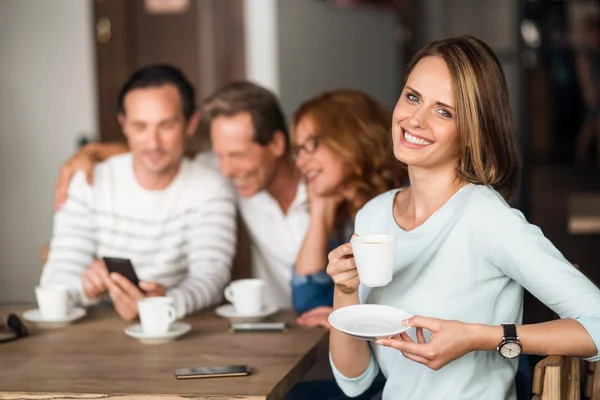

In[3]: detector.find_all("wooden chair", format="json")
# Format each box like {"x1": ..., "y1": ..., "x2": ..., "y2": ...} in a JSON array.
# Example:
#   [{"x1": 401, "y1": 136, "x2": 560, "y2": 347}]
[
  {"x1": 230, "y1": 212, "x2": 253, "y2": 281},
  {"x1": 531, "y1": 355, "x2": 580, "y2": 400},
  {"x1": 585, "y1": 361, "x2": 600, "y2": 400},
  {"x1": 571, "y1": 263, "x2": 600, "y2": 400}
]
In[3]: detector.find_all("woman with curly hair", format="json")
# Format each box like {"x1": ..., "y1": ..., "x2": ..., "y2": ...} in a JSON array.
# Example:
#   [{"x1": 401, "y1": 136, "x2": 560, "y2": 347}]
[{"x1": 291, "y1": 89, "x2": 407, "y2": 323}]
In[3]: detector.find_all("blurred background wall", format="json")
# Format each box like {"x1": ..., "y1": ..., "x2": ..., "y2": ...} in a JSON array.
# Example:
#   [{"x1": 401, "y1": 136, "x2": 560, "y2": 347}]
[{"x1": 0, "y1": 0, "x2": 98, "y2": 303}]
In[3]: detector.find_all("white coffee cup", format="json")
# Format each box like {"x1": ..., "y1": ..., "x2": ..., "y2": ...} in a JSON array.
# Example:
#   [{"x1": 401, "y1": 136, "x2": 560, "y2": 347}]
[
  {"x1": 224, "y1": 279, "x2": 265, "y2": 315},
  {"x1": 351, "y1": 234, "x2": 396, "y2": 287},
  {"x1": 35, "y1": 285, "x2": 72, "y2": 320},
  {"x1": 137, "y1": 297, "x2": 177, "y2": 335}
]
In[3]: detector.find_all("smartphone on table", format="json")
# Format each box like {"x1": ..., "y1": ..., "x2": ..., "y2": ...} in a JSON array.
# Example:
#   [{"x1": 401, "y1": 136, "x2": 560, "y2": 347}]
[
  {"x1": 230, "y1": 322, "x2": 288, "y2": 333},
  {"x1": 103, "y1": 257, "x2": 145, "y2": 293},
  {"x1": 175, "y1": 365, "x2": 251, "y2": 379}
]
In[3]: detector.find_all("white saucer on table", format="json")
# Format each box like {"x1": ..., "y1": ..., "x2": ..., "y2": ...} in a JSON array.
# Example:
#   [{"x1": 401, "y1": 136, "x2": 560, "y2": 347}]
[
  {"x1": 215, "y1": 304, "x2": 278, "y2": 322},
  {"x1": 328, "y1": 304, "x2": 413, "y2": 341},
  {"x1": 22, "y1": 307, "x2": 87, "y2": 329},
  {"x1": 125, "y1": 321, "x2": 191, "y2": 345}
]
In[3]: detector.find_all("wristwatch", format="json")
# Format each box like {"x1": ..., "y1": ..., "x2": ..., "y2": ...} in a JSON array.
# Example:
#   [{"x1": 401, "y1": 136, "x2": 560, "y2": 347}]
[{"x1": 497, "y1": 323, "x2": 522, "y2": 359}]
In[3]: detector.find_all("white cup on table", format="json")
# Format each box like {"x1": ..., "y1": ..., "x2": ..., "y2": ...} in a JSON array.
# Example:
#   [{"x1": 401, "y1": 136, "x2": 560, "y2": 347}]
[
  {"x1": 224, "y1": 279, "x2": 265, "y2": 315},
  {"x1": 35, "y1": 285, "x2": 72, "y2": 320},
  {"x1": 137, "y1": 297, "x2": 177, "y2": 335}
]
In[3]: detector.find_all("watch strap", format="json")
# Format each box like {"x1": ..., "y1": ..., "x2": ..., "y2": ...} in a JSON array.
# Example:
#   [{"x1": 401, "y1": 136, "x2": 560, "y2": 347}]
[{"x1": 501, "y1": 323, "x2": 518, "y2": 340}]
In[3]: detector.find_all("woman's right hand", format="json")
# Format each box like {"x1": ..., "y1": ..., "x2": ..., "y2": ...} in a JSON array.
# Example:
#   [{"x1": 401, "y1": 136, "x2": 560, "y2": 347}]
[
  {"x1": 327, "y1": 240, "x2": 360, "y2": 294},
  {"x1": 310, "y1": 195, "x2": 343, "y2": 228},
  {"x1": 54, "y1": 144, "x2": 99, "y2": 210}
]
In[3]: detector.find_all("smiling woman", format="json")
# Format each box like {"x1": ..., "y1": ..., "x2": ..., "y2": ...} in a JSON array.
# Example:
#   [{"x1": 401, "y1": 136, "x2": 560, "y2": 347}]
[
  {"x1": 289, "y1": 90, "x2": 407, "y2": 315},
  {"x1": 326, "y1": 36, "x2": 600, "y2": 400},
  {"x1": 393, "y1": 40, "x2": 520, "y2": 199},
  {"x1": 292, "y1": 89, "x2": 407, "y2": 228}
]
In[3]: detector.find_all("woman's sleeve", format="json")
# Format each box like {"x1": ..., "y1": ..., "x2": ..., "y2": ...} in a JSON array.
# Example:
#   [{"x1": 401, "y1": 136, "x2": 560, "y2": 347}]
[{"x1": 483, "y1": 207, "x2": 600, "y2": 361}]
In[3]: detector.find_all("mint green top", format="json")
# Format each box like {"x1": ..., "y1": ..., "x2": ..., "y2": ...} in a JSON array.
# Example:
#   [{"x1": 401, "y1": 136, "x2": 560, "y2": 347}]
[{"x1": 331, "y1": 184, "x2": 600, "y2": 400}]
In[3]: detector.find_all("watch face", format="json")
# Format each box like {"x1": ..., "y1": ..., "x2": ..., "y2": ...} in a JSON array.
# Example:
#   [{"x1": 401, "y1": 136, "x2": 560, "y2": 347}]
[{"x1": 500, "y1": 341, "x2": 522, "y2": 359}]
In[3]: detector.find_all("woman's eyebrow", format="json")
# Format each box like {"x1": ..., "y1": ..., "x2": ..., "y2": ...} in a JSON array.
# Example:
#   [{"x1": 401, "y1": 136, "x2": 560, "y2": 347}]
[{"x1": 406, "y1": 86, "x2": 455, "y2": 110}]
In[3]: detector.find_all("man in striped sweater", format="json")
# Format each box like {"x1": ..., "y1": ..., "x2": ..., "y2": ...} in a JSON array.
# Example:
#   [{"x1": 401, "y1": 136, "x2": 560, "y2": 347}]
[{"x1": 40, "y1": 65, "x2": 236, "y2": 320}]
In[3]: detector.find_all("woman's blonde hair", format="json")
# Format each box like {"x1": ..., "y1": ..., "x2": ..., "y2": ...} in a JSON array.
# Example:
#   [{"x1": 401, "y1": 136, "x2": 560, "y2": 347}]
[
  {"x1": 291, "y1": 89, "x2": 406, "y2": 218},
  {"x1": 406, "y1": 36, "x2": 521, "y2": 199}
]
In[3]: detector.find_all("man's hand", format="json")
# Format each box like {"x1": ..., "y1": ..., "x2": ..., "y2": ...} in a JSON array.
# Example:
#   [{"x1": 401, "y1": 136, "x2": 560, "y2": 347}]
[
  {"x1": 81, "y1": 260, "x2": 109, "y2": 299},
  {"x1": 54, "y1": 145, "x2": 98, "y2": 211},
  {"x1": 54, "y1": 142, "x2": 130, "y2": 211},
  {"x1": 105, "y1": 273, "x2": 166, "y2": 321},
  {"x1": 139, "y1": 281, "x2": 167, "y2": 297}
]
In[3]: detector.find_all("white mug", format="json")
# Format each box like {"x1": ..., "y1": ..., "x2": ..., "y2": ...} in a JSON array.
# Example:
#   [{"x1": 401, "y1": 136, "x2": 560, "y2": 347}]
[
  {"x1": 35, "y1": 285, "x2": 72, "y2": 320},
  {"x1": 224, "y1": 279, "x2": 265, "y2": 315},
  {"x1": 351, "y1": 234, "x2": 396, "y2": 287},
  {"x1": 137, "y1": 297, "x2": 177, "y2": 335}
]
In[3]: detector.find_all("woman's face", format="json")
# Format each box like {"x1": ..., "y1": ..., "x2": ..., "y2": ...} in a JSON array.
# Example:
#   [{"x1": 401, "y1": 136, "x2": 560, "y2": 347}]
[
  {"x1": 294, "y1": 116, "x2": 350, "y2": 197},
  {"x1": 392, "y1": 56, "x2": 459, "y2": 170}
]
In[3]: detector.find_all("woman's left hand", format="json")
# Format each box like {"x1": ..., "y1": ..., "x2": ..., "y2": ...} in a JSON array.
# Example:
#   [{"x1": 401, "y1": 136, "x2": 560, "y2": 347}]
[
  {"x1": 296, "y1": 306, "x2": 333, "y2": 329},
  {"x1": 375, "y1": 316, "x2": 477, "y2": 371}
]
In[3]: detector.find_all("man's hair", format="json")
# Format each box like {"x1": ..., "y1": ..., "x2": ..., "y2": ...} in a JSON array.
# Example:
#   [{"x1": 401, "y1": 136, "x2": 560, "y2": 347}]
[
  {"x1": 201, "y1": 81, "x2": 289, "y2": 148},
  {"x1": 118, "y1": 64, "x2": 196, "y2": 120}
]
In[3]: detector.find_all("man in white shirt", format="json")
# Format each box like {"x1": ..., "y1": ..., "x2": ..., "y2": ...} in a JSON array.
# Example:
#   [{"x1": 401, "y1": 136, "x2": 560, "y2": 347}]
[
  {"x1": 199, "y1": 82, "x2": 308, "y2": 309},
  {"x1": 42, "y1": 65, "x2": 236, "y2": 320},
  {"x1": 54, "y1": 81, "x2": 308, "y2": 311}
]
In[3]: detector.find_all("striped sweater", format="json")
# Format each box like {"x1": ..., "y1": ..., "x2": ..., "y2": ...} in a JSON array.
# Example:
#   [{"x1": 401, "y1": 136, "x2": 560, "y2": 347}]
[{"x1": 40, "y1": 153, "x2": 237, "y2": 318}]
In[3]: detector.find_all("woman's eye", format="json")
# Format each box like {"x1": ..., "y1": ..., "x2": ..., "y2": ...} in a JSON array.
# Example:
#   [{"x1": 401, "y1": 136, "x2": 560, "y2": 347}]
[
  {"x1": 406, "y1": 93, "x2": 419, "y2": 103},
  {"x1": 437, "y1": 109, "x2": 452, "y2": 118}
]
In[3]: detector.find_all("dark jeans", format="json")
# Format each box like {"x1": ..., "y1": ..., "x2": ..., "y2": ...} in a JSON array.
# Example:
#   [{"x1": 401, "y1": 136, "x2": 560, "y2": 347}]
[
  {"x1": 286, "y1": 356, "x2": 531, "y2": 400},
  {"x1": 286, "y1": 373, "x2": 385, "y2": 400},
  {"x1": 291, "y1": 269, "x2": 334, "y2": 314},
  {"x1": 516, "y1": 355, "x2": 532, "y2": 400}
]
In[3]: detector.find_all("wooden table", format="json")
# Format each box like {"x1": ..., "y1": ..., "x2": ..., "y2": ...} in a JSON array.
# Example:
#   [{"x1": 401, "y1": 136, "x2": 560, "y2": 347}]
[{"x1": 0, "y1": 305, "x2": 328, "y2": 400}]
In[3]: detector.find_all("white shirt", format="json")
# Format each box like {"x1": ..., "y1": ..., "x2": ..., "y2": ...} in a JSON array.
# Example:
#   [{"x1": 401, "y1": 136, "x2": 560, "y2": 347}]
[
  {"x1": 195, "y1": 152, "x2": 310, "y2": 308},
  {"x1": 41, "y1": 153, "x2": 237, "y2": 318},
  {"x1": 331, "y1": 184, "x2": 600, "y2": 400},
  {"x1": 238, "y1": 182, "x2": 309, "y2": 308}
]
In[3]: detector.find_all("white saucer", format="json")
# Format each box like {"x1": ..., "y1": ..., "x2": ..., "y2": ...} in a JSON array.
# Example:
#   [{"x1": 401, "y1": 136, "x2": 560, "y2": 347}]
[
  {"x1": 22, "y1": 307, "x2": 87, "y2": 328},
  {"x1": 328, "y1": 304, "x2": 413, "y2": 341},
  {"x1": 215, "y1": 304, "x2": 278, "y2": 322},
  {"x1": 125, "y1": 322, "x2": 191, "y2": 345}
]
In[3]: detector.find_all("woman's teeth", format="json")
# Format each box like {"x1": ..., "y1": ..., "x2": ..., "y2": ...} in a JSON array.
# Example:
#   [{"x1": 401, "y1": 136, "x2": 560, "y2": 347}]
[
  {"x1": 404, "y1": 131, "x2": 433, "y2": 146},
  {"x1": 306, "y1": 171, "x2": 319, "y2": 180}
]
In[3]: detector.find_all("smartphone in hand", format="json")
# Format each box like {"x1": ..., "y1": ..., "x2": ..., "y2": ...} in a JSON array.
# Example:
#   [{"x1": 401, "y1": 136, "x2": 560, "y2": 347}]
[{"x1": 103, "y1": 257, "x2": 145, "y2": 293}]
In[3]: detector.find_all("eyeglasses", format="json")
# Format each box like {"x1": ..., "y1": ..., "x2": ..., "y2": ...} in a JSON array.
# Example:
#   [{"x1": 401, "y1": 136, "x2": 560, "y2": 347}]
[
  {"x1": 292, "y1": 136, "x2": 320, "y2": 160},
  {"x1": 0, "y1": 314, "x2": 28, "y2": 344}
]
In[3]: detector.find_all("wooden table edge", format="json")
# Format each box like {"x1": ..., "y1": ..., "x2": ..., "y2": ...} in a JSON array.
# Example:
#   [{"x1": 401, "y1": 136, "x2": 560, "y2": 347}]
[
  {"x1": 0, "y1": 392, "x2": 267, "y2": 400},
  {"x1": 265, "y1": 332, "x2": 329, "y2": 400}
]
